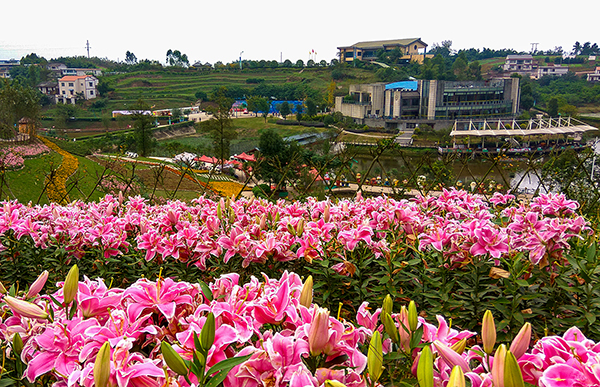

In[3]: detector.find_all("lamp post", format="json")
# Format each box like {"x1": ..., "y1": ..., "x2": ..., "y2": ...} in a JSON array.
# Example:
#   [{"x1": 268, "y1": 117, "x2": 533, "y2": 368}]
[{"x1": 239, "y1": 51, "x2": 244, "y2": 70}]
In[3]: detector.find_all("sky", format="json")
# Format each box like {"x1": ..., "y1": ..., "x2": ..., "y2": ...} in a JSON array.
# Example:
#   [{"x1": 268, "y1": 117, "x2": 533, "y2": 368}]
[{"x1": 1, "y1": 0, "x2": 598, "y2": 65}]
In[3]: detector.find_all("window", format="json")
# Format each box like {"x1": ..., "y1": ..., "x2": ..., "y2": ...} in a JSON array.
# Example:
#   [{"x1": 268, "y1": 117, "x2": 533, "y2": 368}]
[
  {"x1": 68, "y1": 82, "x2": 74, "y2": 87},
  {"x1": 62, "y1": 91, "x2": 65, "y2": 94},
  {"x1": 61, "y1": 82, "x2": 65, "y2": 86},
  {"x1": 89, "y1": 82, "x2": 93, "y2": 87},
  {"x1": 90, "y1": 91, "x2": 94, "y2": 95}
]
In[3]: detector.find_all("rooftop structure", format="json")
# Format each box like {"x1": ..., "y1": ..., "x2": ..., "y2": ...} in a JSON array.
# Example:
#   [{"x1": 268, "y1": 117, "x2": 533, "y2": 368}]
[{"x1": 338, "y1": 38, "x2": 428, "y2": 64}]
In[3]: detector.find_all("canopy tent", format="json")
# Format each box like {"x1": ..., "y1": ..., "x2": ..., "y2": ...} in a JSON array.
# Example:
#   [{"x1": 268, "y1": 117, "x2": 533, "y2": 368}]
[
  {"x1": 196, "y1": 155, "x2": 219, "y2": 164},
  {"x1": 234, "y1": 152, "x2": 256, "y2": 162}
]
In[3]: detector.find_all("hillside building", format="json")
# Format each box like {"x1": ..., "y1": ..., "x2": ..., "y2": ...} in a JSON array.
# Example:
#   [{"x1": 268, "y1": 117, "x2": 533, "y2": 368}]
[
  {"x1": 503, "y1": 55, "x2": 535, "y2": 74},
  {"x1": 57, "y1": 75, "x2": 98, "y2": 104},
  {"x1": 588, "y1": 67, "x2": 600, "y2": 82},
  {"x1": 338, "y1": 38, "x2": 429, "y2": 64}
]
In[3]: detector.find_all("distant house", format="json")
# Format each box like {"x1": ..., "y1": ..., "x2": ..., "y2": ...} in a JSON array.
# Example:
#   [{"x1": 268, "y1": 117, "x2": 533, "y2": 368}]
[
  {"x1": 338, "y1": 38, "x2": 429, "y2": 64},
  {"x1": 47, "y1": 62, "x2": 67, "y2": 72},
  {"x1": 37, "y1": 81, "x2": 59, "y2": 97},
  {"x1": 0, "y1": 60, "x2": 20, "y2": 79},
  {"x1": 57, "y1": 75, "x2": 98, "y2": 104},
  {"x1": 503, "y1": 55, "x2": 535, "y2": 74},
  {"x1": 588, "y1": 67, "x2": 600, "y2": 82},
  {"x1": 533, "y1": 65, "x2": 569, "y2": 79}
]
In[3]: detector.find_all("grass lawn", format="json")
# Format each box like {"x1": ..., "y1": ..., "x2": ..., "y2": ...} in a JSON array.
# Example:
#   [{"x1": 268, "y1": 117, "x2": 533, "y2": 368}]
[
  {"x1": 3, "y1": 152, "x2": 62, "y2": 204},
  {"x1": 160, "y1": 117, "x2": 332, "y2": 154}
]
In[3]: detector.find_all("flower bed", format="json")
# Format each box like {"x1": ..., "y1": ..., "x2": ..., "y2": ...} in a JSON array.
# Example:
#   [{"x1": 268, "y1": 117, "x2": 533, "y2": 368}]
[
  {"x1": 1, "y1": 270, "x2": 598, "y2": 387},
  {"x1": 0, "y1": 141, "x2": 50, "y2": 170},
  {"x1": 0, "y1": 190, "x2": 595, "y2": 340},
  {"x1": 39, "y1": 137, "x2": 79, "y2": 204}
]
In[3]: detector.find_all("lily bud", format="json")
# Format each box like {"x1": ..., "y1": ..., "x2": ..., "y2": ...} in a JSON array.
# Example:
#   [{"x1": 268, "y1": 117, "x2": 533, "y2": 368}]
[
  {"x1": 398, "y1": 305, "x2": 411, "y2": 352},
  {"x1": 509, "y1": 323, "x2": 531, "y2": 360},
  {"x1": 217, "y1": 202, "x2": 222, "y2": 219},
  {"x1": 63, "y1": 265, "x2": 79, "y2": 306},
  {"x1": 161, "y1": 341, "x2": 188, "y2": 376},
  {"x1": 323, "y1": 203, "x2": 330, "y2": 223},
  {"x1": 324, "y1": 381, "x2": 347, "y2": 387},
  {"x1": 367, "y1": 331, "x2": 383, "y2": 383},
  {"x1": 503, "y1": 350, "x2": 525, "y2": 387},
  {"x1": 299, "y1": 276, "x2": 313, "y2": 308},
  {"x1": 408, "y1": 300, "x2": 418, "y2": 331},
  {"x1": 200, "y1": 313, "x2": 216, "y2": 352},
  {"x1": 13, "y1": 333, "x2": 23, "y2": 355},
  {"x1": 492, "y1": 344, "x2": 507, "y2": 387},
  {"x1": 287, "y1": 223, "x2": 296, "y2": 236},
  {"x1": 447, "y1": 365, "x2": 466, "y2": 387},
  {"x1": 0, "y1": 281, "x2": 7, "y2": 294},
  {"x1": 4, "y1": 296, "x2": 48, "y2": 320},
  {"x1": 417, "y1": 345, "x2": 434, "y2": 387},
  {"x1": 450, "y1": 338, "x2": 467, "y2": 355},
  {"x1": 308, "y1": 306, "x2": 330, "y2": 356},
  {"x1": 260, "y1": 214, "x2": 266, "y2": 230},
  {"x1": 433, "y1": 340, "x2": 470, "y2": 373},
  {"x1": 382, "y1": 294, "x2": 393, "y2": 316},
  {"x1": 381, "y1": 312, "x2": 399, "y2": 344},
  {"x1": 26, "y1": 270, "x2": 49, "y2": 299},
  {"x1": 94, "y1": 342, "x2": 111, "y2": 387},
  {"x1": 296, "y1": 218, "x2": 304, "y2": 236},
  {"x1": 482, "y1": 310, "x2": 496, "y2": 355}
]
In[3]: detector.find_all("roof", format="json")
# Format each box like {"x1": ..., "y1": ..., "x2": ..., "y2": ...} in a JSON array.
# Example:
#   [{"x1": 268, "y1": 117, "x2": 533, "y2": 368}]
[
  {"x1": 59, "y1": 75, "x2": 97, "y2": 81},
  {"x1": 506, "y1": 55, "x2": 533, "y2": 60},
  {"x1": 385, "y1": 81, "x2": 418, "y2": 91},
  {"x1": 338, "y1": 38, "x2": 426, "y2": 50}
]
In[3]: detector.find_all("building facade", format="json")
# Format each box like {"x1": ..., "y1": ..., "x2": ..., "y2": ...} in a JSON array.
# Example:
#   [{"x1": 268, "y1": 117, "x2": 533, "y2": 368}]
[
  {"x1": 533, "y1": 65, "x2": 569, "y2": 79},
  {"x1": 503, "y1": 55, "x2": 535, "y2": 74},
  {"x1": 57, "y1": 75, "x2": 98, "y2": 104},
  {"x1": 588, "y1": 67, "x2": 600, "y2": 82},
  {"x1": 338, "y1": 38, "x2": 429, "y2": 64},
  {"x1": 335, "y1": 78, "x2": 520, "y2": 129}
]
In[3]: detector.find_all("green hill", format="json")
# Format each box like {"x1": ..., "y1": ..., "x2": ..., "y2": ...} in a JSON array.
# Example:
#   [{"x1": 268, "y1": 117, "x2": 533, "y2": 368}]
[{"x1": 101, "y1": 67, "x2": 379, "y2": 110}]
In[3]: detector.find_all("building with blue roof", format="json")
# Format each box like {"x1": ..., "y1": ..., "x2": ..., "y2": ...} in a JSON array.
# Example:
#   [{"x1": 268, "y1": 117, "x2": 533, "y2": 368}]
[{"x1": 335, "y1": 78, "x2": 520, "y2": 130}]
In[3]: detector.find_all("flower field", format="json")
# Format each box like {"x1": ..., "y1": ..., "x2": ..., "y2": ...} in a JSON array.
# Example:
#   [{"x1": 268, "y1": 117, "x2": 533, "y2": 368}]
[
  {"x1": 39, "y1": 137, "x2": 79, "y2": 204},
  {"x1": 0, "y1": 189, "x2": 599, "y2": 386},
  {"x1": 0, "y1": 141, "x2": 50, "y2": 170}
]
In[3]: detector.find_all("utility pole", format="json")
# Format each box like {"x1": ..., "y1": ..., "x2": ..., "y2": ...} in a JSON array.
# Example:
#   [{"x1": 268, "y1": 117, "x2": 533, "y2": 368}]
[
  {"x1": 530, "y1": 42, "x2": 538, "y2": 54},
  {"x1": 85, "y1": 40, "x2": 91, "y2": 58},
  {"x1": 239, "y1": 51, "x2": 244, "y2": 69}
]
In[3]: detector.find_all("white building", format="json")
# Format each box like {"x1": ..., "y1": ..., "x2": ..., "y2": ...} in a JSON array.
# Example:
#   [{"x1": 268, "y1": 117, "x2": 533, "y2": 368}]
[
  {"x1": 533, "y1": 65, "x2": 569, "y2": 79},
  {"x1": 503, "y1": 55, "x2": 534, "y2": 73},
  {"x1": 57, "y1": 75, "x2": 99, "y2": 104},
  {"x1": 588, "y1": 67, "x2": 600, "y2": 82}
]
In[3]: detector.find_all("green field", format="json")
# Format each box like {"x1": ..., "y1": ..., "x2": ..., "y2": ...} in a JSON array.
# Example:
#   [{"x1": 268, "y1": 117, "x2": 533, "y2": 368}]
[{"x1": 101, "y1": 67, "x2": 378, "y2": 110}]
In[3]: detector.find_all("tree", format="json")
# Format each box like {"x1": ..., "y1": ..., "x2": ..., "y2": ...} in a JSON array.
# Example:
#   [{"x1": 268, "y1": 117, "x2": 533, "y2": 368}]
[
  {"x1": 547, "y1": 97, "x2": 559, "y2": 117},
  {"x1": 203, "y1": 87, "x2": 236, "y2": 168},
  {"x1": 572, "y1": 41, "x2": 582, "y2": 56},
  {"x1": 195, "y1": 90, "x2": 208, "y2": 102},
  {"x1": 0, "y1": 80, "x2": 40, "y2": 138},
  {"x1": 295, "y1": 60, "x2": 304, "y2": 68},
  {"x1": 429, "y1": 40, "x2": 453, "y2": 57},
  {"x1": 305, "y1": 98, "x2": 317, "y2": 117},
  {"x1": 247, "y1": 96, "x2": 270, "y2": 122},
  {"x1": 279, "y1": 101, "x2": 291, "y2": 120},
  {"x1": 131, "y1": 100, "x2": 154, "y2": 157},
  {"x1": 256, "y1": 129, "x2": 298, "y2": 191},
  {"x1": 166, "y1": 49, "x2": 189, "y2": 67},
  {"x1": 125, "y1": 51, "x2": 138, "y2": 65}
]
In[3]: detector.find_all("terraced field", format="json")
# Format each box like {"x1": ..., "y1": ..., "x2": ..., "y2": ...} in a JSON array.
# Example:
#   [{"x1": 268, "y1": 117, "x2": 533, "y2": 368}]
[{"x1": 102, "y1": 67, "x2": 378, "y2": 110}]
